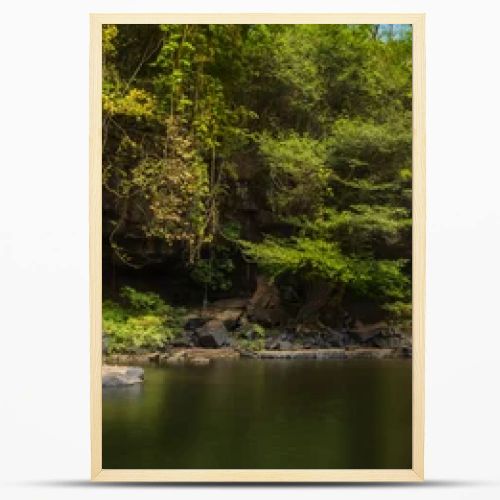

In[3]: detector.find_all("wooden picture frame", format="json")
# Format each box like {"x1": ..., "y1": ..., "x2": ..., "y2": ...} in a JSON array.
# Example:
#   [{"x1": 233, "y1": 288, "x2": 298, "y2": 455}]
[{"x1": 90, "y1": 13, "x2": 425, "y2": 482}]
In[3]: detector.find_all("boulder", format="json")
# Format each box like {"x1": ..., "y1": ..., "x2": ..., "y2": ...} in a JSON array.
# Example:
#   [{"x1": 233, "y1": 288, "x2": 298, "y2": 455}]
[
  {"x1": 125, "y1": 366, "x2": 144, "y2": 379},
  {"x1": 196, "y1": 319, "x2": 230, "y2": 348},
  {"x1": 102, "y1": 365, "x2": 144, "y2": 387},
  {"x1": 348, "y1": 320, "x2": 389, "y2": 344},
  {"x1": 184, "y1": 317, "x2": 207, "y2": 331},
  {"x1": 200, "y1": 298, "x2": 248, "y2": 331},
  {"x1": 264, "y1": 336, "x2": 279, "y2": 349},
  {"x1": 276, "y1": 340, "x2": 294, "y2": 351},
  {"x1": 324, "y1": 330, "x2": 350, "y2": 347},
  {"x1": 213, "y1": 309, "x2": 243, "y2": 331}
]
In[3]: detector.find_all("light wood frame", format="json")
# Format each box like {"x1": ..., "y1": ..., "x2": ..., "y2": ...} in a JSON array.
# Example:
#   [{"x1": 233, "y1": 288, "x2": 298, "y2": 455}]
[{"x1": 90, "y1": 13, "x2": 425, "y2": 482}]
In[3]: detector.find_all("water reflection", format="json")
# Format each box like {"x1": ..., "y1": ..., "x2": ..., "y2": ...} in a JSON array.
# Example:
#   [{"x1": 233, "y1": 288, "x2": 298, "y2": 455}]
[
  {"x1": 103, "y1": 383, "x2": 144, "y2": 400},
  {"x1": 103, "y1": 359, "x2": 411, "y2": 469}
]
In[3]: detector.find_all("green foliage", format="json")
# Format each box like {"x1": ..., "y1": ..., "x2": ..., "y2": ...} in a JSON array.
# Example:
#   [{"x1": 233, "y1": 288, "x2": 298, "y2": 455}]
[
  {"x1": 253, "y1": 323, "x2": 266, "y2": 337},
  {"x1": 301, "y1": 205, "x2": 411, "y2": 249},
  {"x1": 103, "y1": 88, "x2": 156, "y2": 118},
  {"x1": 260, "y1": 132, "x2": 330, "y2": 216},
  {"x1": 241, "y1": 237, "x2": 409, "y2": 303},
  {"x1": 327, "y1": 117, "x2": 412, "y2": 191},
  {"x1": 102, "y1": 25, "x2": 118, "y2": 58},
  {"x1": 102, "y1": 23, "x2": 413, "y2": 323},
  {"x1": 220, "y1": 221, "x2": 242, "y2": 241},
  {"x1": 130, "y1": 117, "x2": 210, "y2": 262},
  {"x1": 189, "y1": 223, "x2": 238, "y2": 291},
  {"x1": 236, "y1": 322, "x2": 266, "y2": 339},
  {"x1": 383, "y1": 300, "x2": 412, "y2": 327},
  {"x1": 236, "y1": 338, "x2": 266, "y2": 352},
  {"x1": 190, "y1": 254, "x2": 235, "y2": 291},
  {"x1": 119, "y1": 286, "x2": 167, "y2": 313},
  {"x1": 241, "y1": 237, "x2": 351, "y2": 282},
  {"x1": 103, "y1": 287, "x2": 185, "y2": 353}
]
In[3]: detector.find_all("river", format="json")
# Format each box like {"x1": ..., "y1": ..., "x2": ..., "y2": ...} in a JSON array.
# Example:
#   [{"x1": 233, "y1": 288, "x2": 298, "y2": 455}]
[{"x1": 103, "y1": 358, "x2": 412, "y2": 469}]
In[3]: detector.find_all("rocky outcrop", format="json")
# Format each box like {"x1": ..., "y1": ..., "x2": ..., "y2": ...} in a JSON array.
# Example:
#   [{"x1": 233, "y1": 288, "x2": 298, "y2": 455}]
[
  {"x1": 196, "y1": 319, "x2": 230, "y2": 348},
  {"x1": 324, "y1": 330, "x2": 351, "y2": 347},
  {"x1": 344, "y1": 348, "x2": 394, "y2": 359},
  {"x1": 275, "y1": 340, "x2": 294, "y2": 350},
  {"x1": 256, "y1": 349, "x2": 347, "y2": 360},
  {"x1": 105, "y1": 353, "x2": 157, "y2": 364},
  {"x1": 184, "y1": 317, "x2": 208, "y2": 331},
  {"x1": 165, "y1": 348, "x2": 239, "y2": 366},
  {"x1": 102, "y1": 365, "x2": 144, "y2": 387},
  {"x1": 349, "y1": 320, "x2": 388, "y2": 343},
  {"x1": 207, "y1": 298, "x2": 248, "y2": 323},
  {"x1": 255, "y1": 347, "x2": 396, "y2": 360},
  {"x1": 172, "y1": 292, "x2": 412, "y2": 355},
  {"x1": 107, "y1": 292, "x2": 412, "y2": 361}
]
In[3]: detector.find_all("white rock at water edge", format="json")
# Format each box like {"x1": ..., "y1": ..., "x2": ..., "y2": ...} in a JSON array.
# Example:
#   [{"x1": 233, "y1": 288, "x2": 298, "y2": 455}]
[{"x1": 102, "y1": 365, "x2": 144, "y2": 387}]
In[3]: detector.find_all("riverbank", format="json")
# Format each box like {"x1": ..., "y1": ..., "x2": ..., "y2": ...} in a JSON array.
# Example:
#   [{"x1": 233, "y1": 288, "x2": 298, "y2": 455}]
[
  {"x1": 103, "y1": 294, "x2": 412, "y2": 366},
  {"x1": 104, "y1": 345, "x2": 410, "y2": 368}
]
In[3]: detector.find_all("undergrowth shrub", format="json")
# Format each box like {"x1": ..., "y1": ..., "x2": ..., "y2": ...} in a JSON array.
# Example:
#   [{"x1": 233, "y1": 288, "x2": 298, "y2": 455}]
[{"x1": 103, "y1": 286, "x2": 185, "y2": 353}]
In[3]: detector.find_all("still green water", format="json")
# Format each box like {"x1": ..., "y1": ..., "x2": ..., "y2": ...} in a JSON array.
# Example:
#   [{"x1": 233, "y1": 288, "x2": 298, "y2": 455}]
[{"x1": 103, "y1": 358, "x2": 412, "y2": 469}]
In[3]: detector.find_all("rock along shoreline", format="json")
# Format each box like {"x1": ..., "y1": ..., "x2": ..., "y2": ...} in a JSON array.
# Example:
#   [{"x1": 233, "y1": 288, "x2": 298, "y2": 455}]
[
  {"x1": 105, "y1": 345, "x2": 410, "y2": 365},
  {"x1": 102, "y1": 347, "x2": 410, "y2": 386}
]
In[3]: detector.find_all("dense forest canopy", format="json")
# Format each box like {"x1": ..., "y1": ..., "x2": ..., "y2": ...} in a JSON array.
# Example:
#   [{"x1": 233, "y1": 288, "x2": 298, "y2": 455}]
[{"x1": 102, "y1": 23, "x2": 412, "y2": 331}]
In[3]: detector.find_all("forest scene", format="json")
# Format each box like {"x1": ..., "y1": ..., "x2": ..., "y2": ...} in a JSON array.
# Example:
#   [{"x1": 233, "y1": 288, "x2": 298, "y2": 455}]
[{"x1": 101, "y1": 23, "x2": 413, "y2": 470}]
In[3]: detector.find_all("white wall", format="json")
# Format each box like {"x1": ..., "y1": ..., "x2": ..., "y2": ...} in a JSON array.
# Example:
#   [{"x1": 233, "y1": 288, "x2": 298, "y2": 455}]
[{"x1": 1, "y1": 1, "x2": 499, "y2": 498}]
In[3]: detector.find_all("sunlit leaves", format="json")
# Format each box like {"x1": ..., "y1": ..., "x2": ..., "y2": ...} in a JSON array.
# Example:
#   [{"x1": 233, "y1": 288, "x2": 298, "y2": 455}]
[
  {"x1": 103, "y1": 287, "x2": 185, "y2": 352},
  {"x1": 260, "y1": 132, "x2": 330, "y2": 217},
  {"x1": 103, "y1": 88, "x2": 156, "y2": 118},
  {"x1": 241, "y1": 236, "x2": 409, "y2": 301},
  {"x1": 130, "y1": 117, "x2": 209, "y2": 261}
]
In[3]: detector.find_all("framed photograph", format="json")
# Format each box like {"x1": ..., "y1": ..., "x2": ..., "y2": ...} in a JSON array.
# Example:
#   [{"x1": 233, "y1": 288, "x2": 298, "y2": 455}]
[{"x1": 90, "y1": 13, "x2": 425, "y2": 482}]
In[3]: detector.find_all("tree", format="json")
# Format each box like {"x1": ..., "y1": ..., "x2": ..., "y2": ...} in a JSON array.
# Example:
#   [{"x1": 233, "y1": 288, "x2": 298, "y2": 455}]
[{"x1": 102, "y1": 23, "x2": 413, "y2": 325}]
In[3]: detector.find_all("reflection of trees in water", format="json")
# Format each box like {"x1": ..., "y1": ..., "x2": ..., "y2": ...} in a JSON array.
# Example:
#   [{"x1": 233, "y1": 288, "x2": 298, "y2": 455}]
[
  {"x1": 103, "y1": 360, "x2": 412, "y2": 469},
  {"x1": 152, "y1": 360, "x2": 267, "y2": 468}
]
